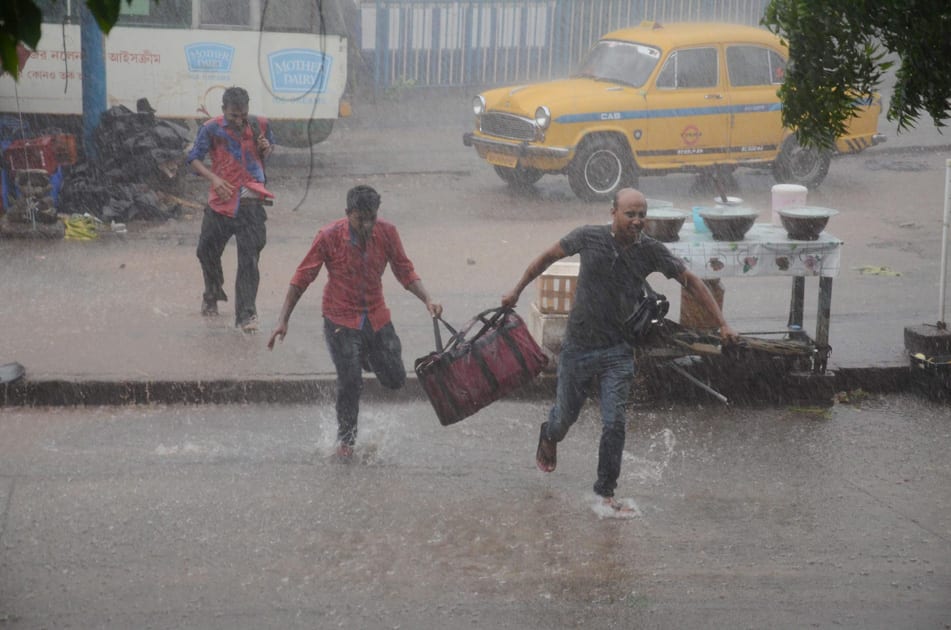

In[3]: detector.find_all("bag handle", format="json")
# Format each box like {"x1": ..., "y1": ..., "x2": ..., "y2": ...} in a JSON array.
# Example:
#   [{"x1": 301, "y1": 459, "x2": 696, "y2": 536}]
[
  {"x1": 448, "y1": 307, "x2": 511, "y2": 349},
  {"x1": 430, "y1": 315, "x2": 458, "y2": 353},
  {"x1": 432, "y1": 307, "x2": 513, "y2": 353},
  {"x1": 467, "y1": 307, "x2": 510, "y2": 344}
]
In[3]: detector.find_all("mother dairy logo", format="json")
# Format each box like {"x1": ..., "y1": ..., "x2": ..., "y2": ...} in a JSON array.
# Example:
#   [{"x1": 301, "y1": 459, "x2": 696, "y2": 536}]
[
  {"x1": 185, "y1": 43, "x2": 234, "y2": 73},
  {"x1": 268, "y1": 49, "x2": 332, "y2": 94}
]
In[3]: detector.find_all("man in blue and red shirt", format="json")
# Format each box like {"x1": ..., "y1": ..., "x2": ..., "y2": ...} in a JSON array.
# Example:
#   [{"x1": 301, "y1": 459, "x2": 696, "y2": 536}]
[
  {"x1": 267, "y1": 185, "x2": 442, "y2": 458},
  {"x1": 187, "y1": 86, "x2": 274, "y2": 332}
]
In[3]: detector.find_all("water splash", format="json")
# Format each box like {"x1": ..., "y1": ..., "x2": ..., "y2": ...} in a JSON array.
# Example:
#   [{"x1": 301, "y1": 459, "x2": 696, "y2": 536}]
[
  {"x1": 623, "y1": 427, "x2": 678, "y2": 483},
  {"x1": 314, "y1": 407, "x2": 407, "y2": 466},
  {"x1": 590, "y1": 495, "x2": 641, "y2": 520}
]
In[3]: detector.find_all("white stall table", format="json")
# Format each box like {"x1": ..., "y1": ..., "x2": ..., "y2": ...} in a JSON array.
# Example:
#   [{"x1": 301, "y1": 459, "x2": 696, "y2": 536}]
[{"x1": 531, "y1": 224, "x2": 843, "y2": 373}]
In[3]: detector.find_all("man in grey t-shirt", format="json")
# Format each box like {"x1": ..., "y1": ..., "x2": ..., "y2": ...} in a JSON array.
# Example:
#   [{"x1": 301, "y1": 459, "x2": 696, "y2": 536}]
[{"x1": 502, "y1": 188, "x2": 739, "y2": 512}]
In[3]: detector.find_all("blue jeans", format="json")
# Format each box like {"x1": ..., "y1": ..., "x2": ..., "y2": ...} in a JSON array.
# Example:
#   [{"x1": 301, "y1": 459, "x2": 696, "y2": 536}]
[
  {"x1": 324, "y1": 318, "x2": 406, "y2": 445},
  {"x1": 546, "y1": 342, "x2": 635, "y2": 498}
]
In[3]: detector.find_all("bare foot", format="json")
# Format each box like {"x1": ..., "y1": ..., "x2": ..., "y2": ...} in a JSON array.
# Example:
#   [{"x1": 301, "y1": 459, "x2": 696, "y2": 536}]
[
  {"x1": 603, "y1": 497, "x2": 637, "y2": 514},
  {"x1": 536, "y1": 423, "x2": 556, "y2": 472},
  {"x1": 334, "y1": 443, "x2": 354, "y2": 462}
]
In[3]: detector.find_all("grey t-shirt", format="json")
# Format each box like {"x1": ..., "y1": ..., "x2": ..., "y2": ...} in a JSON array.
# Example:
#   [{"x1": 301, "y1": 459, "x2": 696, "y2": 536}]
[{"x1": 560, "y1": 224, "x2": 686, "y2": 350}]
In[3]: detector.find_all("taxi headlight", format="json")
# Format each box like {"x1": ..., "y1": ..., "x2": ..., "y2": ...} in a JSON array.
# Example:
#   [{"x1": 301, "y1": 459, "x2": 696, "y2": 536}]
[
  {"x1": 535, "y1": 106, "x2": 551, "y2": 130},
  {"x1": 473, "y1": 95, "x2": 486, "y2": 116}
]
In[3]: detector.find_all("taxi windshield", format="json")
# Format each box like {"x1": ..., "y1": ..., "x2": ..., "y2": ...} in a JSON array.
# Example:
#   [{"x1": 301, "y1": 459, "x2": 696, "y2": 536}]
[{"x1": 574, "y1": 40, "x2": 661, "y2": 88}]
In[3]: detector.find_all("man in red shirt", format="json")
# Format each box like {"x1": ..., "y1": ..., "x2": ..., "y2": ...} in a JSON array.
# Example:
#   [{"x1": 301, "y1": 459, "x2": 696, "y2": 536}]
[{"x1": 267, "y1": 185, "x2": 442, "y2": 458}]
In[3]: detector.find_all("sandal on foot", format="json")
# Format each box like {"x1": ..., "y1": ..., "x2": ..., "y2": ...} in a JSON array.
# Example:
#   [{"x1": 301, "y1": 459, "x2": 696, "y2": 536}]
[
  {"x1": 602, "y1": 496, "x2": 636, "y2": 514},
  {"x1": 536, "y1": 422, "x2": 557, "y2": 472}
]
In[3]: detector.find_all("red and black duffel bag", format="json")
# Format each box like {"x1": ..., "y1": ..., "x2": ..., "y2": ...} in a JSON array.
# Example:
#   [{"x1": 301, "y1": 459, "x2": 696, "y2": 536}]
[{"x1": 415, "y1": 307, "x2": 548, "y2": 426}]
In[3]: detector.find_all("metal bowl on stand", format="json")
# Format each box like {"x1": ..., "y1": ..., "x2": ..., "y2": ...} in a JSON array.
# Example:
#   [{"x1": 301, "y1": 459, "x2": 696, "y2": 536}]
[
  {"x1": 645, "y1": 208, "x2": 688, "y2": 242},
  {"x1": 698, "y1": 206, "x2": 758, "y2": 241},
  {"x1": 777, "y1": 206, "x2": 839, "y2": 240}
]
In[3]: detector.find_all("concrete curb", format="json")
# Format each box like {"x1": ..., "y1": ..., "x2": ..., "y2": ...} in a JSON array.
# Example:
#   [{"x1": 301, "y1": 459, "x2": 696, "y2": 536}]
[
  {"x1": 2, "y1": 365, "x2": 944, "y2": 407},
  {"x1": 0, "y1": 375, "x2": 553, "y2": 407}
]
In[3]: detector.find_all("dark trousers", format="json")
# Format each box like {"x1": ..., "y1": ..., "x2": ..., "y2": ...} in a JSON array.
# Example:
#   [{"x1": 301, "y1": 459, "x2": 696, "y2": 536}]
[
  {"x1": 196, "y1": 203, "x2": 267, "y2": 324},
  {"x1": 324, "y1": 317, "x2": 406, "y2": 446}
]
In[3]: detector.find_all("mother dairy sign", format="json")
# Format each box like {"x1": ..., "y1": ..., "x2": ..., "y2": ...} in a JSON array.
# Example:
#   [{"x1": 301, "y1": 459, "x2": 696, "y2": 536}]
[
  {"x1": 0, "y1": 26, "x2": 347, "y2": 124},
  {"x1": 268, "y1": 49, "x2": 332, "y2": 95},
  {"x1": 185, "y1": 43, "x2": 234, "y2": 74}
]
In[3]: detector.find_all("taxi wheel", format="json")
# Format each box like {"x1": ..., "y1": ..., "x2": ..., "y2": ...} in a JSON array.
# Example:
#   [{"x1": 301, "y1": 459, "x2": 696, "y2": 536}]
[
  {"x1": 567, "y1": 136, "x2": 636, "y2": 201},
  {"x1": 493, "y1": 165, "x2": 544, "y2": 187},
  {"x1": 772, "y1": 136, "x2": 832, "y2": 188}
]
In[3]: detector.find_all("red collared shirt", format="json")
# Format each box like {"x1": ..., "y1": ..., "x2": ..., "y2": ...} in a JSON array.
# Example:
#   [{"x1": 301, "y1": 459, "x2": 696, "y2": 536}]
[{"x1": 290, "y1": 217, "x2": 421, "y2": 331}]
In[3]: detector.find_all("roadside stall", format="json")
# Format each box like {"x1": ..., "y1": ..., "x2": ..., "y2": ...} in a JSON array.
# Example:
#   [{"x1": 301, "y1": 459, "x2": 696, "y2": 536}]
[{"x1": 529, "y1": 219, "x2": 843, "y2": 404}]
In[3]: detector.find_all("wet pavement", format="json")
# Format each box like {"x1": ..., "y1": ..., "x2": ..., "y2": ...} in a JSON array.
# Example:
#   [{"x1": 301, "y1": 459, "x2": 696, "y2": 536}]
[
  {"x1": 3, "y1": 120, "x2": 951, "y2": 405},
  {"x1": 1, "y1": 88, "x2": 950, "y2": 629},
  {"x1": 1, "y1": 88, "x2": 950, "y2": 405},
  {"x1": 0, "y1": 394, "x2": 949, "y2": 628}
]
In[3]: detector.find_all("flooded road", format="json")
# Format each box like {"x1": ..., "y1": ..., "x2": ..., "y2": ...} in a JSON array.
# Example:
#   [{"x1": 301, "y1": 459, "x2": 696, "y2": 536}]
[{"x1": 1, "y1": 394, "x2": 948, "y2": 628}]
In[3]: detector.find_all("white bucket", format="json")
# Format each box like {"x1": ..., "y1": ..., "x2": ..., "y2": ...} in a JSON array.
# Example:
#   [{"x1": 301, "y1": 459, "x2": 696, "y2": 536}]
[{"x1": 771, "y1": 184, "x2": 808, "y2": 225}]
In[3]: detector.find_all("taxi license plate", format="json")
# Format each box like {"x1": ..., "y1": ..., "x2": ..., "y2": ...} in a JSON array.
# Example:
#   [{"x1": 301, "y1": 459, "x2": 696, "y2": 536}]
[{"x1": 486, "y1": 152, "x2": 518, "y2": 169}]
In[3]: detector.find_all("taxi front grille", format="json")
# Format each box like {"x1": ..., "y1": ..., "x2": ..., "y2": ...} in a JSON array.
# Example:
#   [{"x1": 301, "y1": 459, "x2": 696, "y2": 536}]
[{"x1": 480, "y1": 113, "x2": 536, "y2": 141}]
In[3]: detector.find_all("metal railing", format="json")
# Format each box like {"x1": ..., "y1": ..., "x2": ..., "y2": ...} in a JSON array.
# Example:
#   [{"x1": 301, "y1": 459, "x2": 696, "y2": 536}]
[{"x1": 361, "y1": 0, "x2": 769, "y2": 90}]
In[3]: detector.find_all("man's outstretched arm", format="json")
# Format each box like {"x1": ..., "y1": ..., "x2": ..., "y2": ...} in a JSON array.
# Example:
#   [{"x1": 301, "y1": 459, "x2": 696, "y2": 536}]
[{"x1": 501, "y1": 242, "x2": 567, "y2": 309}]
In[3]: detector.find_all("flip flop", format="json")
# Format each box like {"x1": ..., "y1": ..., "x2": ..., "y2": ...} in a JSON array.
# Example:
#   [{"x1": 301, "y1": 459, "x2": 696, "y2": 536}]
[{"x1": 536, "y1": 422, "x2": 557, "y2": 472}]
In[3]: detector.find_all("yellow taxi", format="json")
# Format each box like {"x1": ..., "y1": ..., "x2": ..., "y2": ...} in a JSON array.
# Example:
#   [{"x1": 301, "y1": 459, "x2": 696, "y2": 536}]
[{"x1": 462, "y1": 21, "x2": 885, "y2": 200}]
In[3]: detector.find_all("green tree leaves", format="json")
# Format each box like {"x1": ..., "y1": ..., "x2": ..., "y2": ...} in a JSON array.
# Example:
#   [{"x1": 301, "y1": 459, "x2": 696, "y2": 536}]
[
  {"x1": 0, "y1": 0, "x2": 132, "y2": 79},
  {"x1": 0, "y1": 0, "x2": 43, "y2": 79},
  {"x1": 763, "y1": 0, "x2": 949, "y2": 148},
  {"x1": 86, "y1": 0, "x2": 123, "y2": 35}
]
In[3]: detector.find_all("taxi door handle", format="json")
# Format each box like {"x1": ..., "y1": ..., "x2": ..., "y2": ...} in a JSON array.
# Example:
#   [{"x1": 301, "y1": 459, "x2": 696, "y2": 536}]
[{"x1": 704, "y1": 93, "x2": 723, "y2": 100}]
